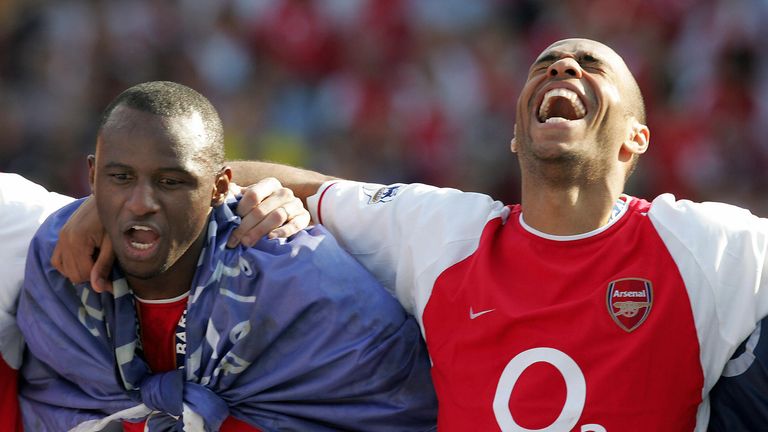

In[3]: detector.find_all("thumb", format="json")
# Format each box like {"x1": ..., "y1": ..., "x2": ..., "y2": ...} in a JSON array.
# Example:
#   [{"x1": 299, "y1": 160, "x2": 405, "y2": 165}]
[{"x1": 90, "y1": 235, "x2": 114, "y2": 293}]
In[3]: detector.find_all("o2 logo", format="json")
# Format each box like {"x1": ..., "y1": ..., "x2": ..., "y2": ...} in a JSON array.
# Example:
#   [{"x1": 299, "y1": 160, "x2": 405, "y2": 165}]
[{"x1": 493, "y1": 347, "x2": 606, "y2": 432}]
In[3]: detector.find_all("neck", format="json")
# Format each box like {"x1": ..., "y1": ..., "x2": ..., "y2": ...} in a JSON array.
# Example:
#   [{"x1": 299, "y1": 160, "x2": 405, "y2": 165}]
[
  {"x1": 519, "y1": 176, "x2": 625, "y2": 236},
  {"x1": 126, "y1": 228, "x2": 207, "y2": 301}
]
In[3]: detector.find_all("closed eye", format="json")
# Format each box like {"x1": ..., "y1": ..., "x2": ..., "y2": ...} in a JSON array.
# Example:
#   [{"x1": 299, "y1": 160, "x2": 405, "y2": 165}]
[
  {"x1": 108, "y1": 173, "x2": 132, "y2": 184},
  {"x1": 159, "y1": 177, "x2": 184, "y2": 188},
  {"x1": 579, "y1": 54, "x2": 604, "y2": 71}
]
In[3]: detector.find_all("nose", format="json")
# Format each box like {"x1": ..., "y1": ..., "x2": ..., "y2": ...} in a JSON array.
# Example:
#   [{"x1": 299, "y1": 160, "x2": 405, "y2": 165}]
[
  {"x1": 125, "y1": 181, "x2": 160, "y2": 216},
  {"x1": 547, "y1": 58, "x2": 583, "y2": 79}
]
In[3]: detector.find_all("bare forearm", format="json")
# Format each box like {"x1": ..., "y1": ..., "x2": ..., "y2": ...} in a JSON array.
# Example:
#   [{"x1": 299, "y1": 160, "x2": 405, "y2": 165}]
[{"x1": 228, "y1": 160, "x2": 336, "y2": 203}]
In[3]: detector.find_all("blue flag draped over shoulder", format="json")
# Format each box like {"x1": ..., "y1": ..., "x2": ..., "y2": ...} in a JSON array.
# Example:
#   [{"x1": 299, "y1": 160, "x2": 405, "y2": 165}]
[{"x1": 18, "y1": 198, "x2": 437, "y2": 431}]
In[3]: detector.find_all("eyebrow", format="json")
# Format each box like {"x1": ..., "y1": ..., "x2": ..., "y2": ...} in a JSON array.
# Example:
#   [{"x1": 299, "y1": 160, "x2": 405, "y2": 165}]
[
  {"x1": 103, "y1": 162, "x2": 193, "y2": 176},
  {"x1": 532, "y1": 50, "x2": 610, "y2": 70},
  {"x1": 103, "y1": 162, "x2": 133, "y2": 171},
  {"x1": 532, "y1": 53, "x2": 561, "y2": 68}
]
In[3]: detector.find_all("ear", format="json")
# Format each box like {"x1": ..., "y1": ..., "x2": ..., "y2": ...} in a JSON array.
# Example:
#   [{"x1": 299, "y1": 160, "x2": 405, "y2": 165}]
[
  {"x1": 211, "y1": 166, "x2": 232, "y2": 207},
  {"x1": 624, "y1": 120, "x2": 650, "y2": 156},
  {"x1": 510, "y1": 125, "x2": 519, "y2": 153},
  {"x1": 87, "y1": 154, "x2": 96, "y2": 193}
]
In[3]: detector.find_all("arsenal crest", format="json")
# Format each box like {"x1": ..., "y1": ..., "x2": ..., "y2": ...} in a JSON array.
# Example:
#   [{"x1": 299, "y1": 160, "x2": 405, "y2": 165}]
[{"x1": 606, "y1": 278, "x2": 653, "y2": 332}]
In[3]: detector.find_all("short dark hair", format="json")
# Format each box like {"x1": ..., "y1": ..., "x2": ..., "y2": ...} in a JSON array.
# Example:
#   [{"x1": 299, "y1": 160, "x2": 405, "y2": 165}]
[
  {"x1": 99, "y1": 81, "x2": 225, "y2": 168},
  {"x1": 626, "y1": 76, "x2": 646, "y2": 125},
  {"x1": 624, "y1": 75, "x2": 646, "y2": 181}
]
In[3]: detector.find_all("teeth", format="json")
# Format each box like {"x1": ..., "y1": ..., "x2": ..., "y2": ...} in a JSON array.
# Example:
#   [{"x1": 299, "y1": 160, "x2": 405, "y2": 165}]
[
  {"x1": 130, "y1": 241, "x2": 152, "y2": 250},
  {"x1": 545, "y1": 117, "x2": 568, "y2": 124},
  {"x1": 128, "y1": 225, "x2": 155, "y2": 251},
  {"x1": 538, "y1": 88, "x2": 586, "y2": 121}
]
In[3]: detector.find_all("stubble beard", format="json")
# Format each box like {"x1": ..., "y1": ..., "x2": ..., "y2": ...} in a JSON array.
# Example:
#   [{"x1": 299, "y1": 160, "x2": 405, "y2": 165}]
[
  {"x1": 117, "y1": 255, "x2": 169, "y2": 283},
  {"x1": 516, "y1": 136, "x2": 610, "y2": 189}
]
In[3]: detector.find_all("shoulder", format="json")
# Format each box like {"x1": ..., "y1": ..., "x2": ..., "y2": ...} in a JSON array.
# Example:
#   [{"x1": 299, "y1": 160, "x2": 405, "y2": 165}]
[
  {"x1": 204, "y1": 205, "x2": 381, "y2": 293},
  {"x1": 0, "y1": 173, "x2": 49, "y2": 202},
  {"x1": 0, "y1": 173, "x2": 74, "y2": 217},
  {"x1": 193, "y1": 225, "x2": 409, "y2": 346},
  {"x1": 0, "y1": 175, "x2": 75, "y2": 273},
  {"x1": 26, "y1": 198, "x2": 87, "y2": 261},
  {"x1": 647, "y1": 193, "x2": 767, "y2": 239},
  {"x1": 0, "y1": 174, "x2": 77, "y2": 264},
  {"x1": 314, "y1": 180, "x2": 503, "y2": 211},
  {"x1": 244, "y1": 225, "x2": 378, "y2": 282},
  {"x1": 644, "y1": 193, "x2": 768, "y2": 271},
  {"x1": 310, "y1": 180, "x2": 509, "y2": 242},
  {"x1": 649, "y1": 193, "x2": 759, "y2": 223},
  {"x1": 232, "y1": 225, "x2": 396, "y2": 303}
]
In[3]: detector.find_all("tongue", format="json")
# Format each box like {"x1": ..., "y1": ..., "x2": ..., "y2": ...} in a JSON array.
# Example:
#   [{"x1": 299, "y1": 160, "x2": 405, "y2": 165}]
[
  {"x1": 130, "y1": 229, "x2": 159, "y2": 244},
  {"x1": 547, "y1": 97, "x2": 579, "y2": 121}
]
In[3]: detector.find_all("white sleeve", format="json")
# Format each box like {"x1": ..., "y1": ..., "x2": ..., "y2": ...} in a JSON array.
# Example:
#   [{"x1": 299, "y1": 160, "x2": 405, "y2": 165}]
[
  {"x1": 0, "y1": 173, "x2": 74, "y2": 368},
  {"x1": 649, "y1": 193, "x2": 768, "y2": 392},
  {"x1": 307, "y1": 180, "x2": 508, "y2": 322}
]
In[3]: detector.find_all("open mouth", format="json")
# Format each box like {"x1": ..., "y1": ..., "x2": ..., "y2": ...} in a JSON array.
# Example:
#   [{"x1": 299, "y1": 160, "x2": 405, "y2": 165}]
[
  {"x1": 125, "y1": 225, "x2": 160, "y2": 252},
  {"x1": 537, "y1": 88, "x2": 587, "y2": 123}
]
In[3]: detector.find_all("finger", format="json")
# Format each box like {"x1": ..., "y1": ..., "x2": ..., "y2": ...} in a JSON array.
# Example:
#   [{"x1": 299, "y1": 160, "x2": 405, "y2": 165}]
[
  {"x1": 268, "y1": 212, "x2": 311, "y2": 239},
  {"x1": 230, "y1": 189, "x2": 296, "y2": 248},
  {"x1": 237, "y1": 194, "x2": 303, "y2": 246},
  {"x1": 52, "y1": 233, "x2": 81, "y2": 282},
  {"x1": 54, "y1": 244, "x2": 90, "y2": 284},
  {"x1": 228, "y1": 207, "x2": 265, "y2": 248},
  {"x1": 51, "y1": 242, "x2": 64, "y2": 274},
  {"x1": 274, "y1": 198, "x2": 309, "y2": 228},
  {"x1": 71, "y1": 244, "x2": 95, "y2": 284},
  {"x1": 240, "y1": 196, "x2": 308, "y2": 245},
  {"x1": 237, "y1": 207, "x2": 287, "y2": 247},
  {"x1": 235, "y1": 177, "x2": 283, "y2": 218},
  {"x1": 228, "y1": 182, "x2": 285, "y2": 246},
  {"x1": 243, "y1": 202, "x2": 312, "y2": 245},
  {"x1": 90, "y1": 236, "x2": 114, "y2": 293},
  {"x1": 253, "y1": 192, "x2": 304, "y2": 224},
  {"x1": 53, "y1": 195, "x2": 101, "y2": 284},
  {"x1": 226, "y1": 232, "x2": 242, "y2": 249}
]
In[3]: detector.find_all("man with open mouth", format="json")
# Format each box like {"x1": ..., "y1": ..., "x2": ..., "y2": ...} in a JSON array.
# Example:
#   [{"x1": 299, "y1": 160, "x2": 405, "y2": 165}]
[
  {"x1": 15, "y1": 81, "x2": 437, "y2": 431},
  {"x1": 199, "y1": 38, "x2": 768, "y2": 431},
  {"x1": 0, "y1": 170, "x2": 308, "y2": 432}
]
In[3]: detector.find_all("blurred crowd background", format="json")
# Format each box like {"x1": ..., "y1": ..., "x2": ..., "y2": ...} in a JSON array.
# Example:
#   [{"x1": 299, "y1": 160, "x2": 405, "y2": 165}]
[{"x1": 2, "y1": 0, "x2": 768, "y2": 214}]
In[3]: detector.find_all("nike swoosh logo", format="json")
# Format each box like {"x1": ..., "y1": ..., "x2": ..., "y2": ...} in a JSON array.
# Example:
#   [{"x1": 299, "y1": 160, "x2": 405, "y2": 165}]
[{"x1": 469, "y1": 307, "x2": 496, "y2": 320}]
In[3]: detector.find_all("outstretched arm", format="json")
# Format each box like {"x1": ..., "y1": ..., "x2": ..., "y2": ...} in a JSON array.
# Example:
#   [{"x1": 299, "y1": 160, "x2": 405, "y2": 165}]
[
  {"x1": 227, "y1": 161, "x2": 337, "y2": 247},
  {"x1": 228, "y1": 161, "x2": 336, "y2": 205}
]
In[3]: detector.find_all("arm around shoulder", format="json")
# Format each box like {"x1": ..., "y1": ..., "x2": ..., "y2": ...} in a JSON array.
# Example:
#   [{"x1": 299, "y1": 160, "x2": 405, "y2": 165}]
[{"x1": 228, "y1": 160, "x2": 336, "y2": 204}]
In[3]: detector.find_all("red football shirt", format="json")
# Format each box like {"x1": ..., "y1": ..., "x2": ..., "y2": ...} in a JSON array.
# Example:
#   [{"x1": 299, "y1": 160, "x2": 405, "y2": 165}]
[
  {"x1": 123, "y1": 294, "x2": 258, "y2": 431},
  {"x1": 311, "y1": 180, "x2": 768, "y2": 431},
  {"x1": 0, "y1": 356, "x2": 23, "y2": 432},
  {"x1": 423, "y1": 201, "x2": 701, "y2": 430}
]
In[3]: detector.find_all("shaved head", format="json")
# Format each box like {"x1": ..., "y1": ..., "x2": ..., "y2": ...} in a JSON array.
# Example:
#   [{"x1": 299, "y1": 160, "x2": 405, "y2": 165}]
[{"x1": 99, "y1": 81, "x2": 225, "y2": 172}]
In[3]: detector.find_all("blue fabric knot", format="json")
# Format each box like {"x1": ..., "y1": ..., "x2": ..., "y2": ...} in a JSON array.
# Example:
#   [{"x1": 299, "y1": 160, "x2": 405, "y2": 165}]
[
  {"x1": 138, "y1": 370, "x2": 230, "y2": 430},
  {"x1": 183, "y1": 383, "x2": 230, "y2": 430},
  {"x1": 140, "y1": 370, "x2": 184, "y2": 416}
]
